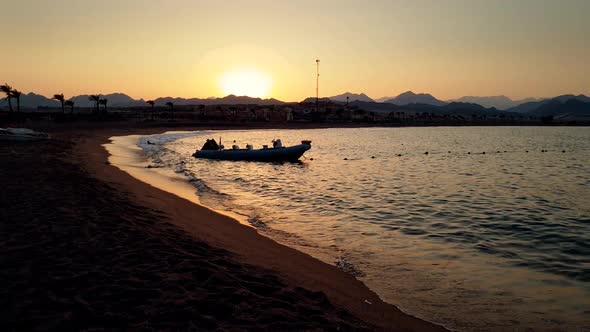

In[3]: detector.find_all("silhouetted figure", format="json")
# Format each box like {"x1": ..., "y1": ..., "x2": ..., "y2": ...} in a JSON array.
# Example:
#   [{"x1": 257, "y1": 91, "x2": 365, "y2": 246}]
[{"x1": 201, "y1": 139, "x2": 220, "y2": 151}]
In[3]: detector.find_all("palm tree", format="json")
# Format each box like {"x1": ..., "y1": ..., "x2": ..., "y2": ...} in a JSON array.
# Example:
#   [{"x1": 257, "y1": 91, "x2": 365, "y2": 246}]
[
  {"x1": 64, "y1": 100, "x2": 74, "y2": 114},
  {"x1": 165, "y1": 101, "x2": 174, "y2": 120},
  {"x1": 0, "y1": 83, "x2": 13, "y2": 112},
  {"x1": 99, "y1": 98, "x2": 108, "y2": 112},
  {"x1": 146, "y1": 100, "x2": 155, "y2": 120},
  {"x1": 11, "y1": 89, "x2": 22, "y2": 112},
  {"x1": 88, "y1": 95, "x2": 100, "y2": 113},
  {"x1": 53, "y1": 93, "x2": 65, "y2": 113}
]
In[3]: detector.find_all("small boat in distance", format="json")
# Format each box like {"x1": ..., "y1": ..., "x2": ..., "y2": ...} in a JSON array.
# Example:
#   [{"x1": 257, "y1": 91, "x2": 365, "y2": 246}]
[
  {"x1": 193, "y1": 139, "x2": 312, "y2": 162},
  {"x1": 0, "y1": 128, "x2": 50, "y2": 141}
]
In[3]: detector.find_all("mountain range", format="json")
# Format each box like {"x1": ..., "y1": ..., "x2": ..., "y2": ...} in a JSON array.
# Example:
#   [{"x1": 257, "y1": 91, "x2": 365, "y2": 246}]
[
  {"x1": 0, "y1": 93, "x2": 285, "y2": 109},
  {"x1": 382, "y1": 91, "x2": 447, "y2": 107},
  {"x1": 347, "y1": 94, "x2": 590, "y2": 121},
  {"x1": 507, "y1": 94, "x2": 590, "y2": 113},
  {"x1": 328, "y1": 92, "x2": 374, "y2": 103},
  {"x1": 1, "y1": 90, "x2": 588, "y2": 120},
  {"x1": 331, "y1": 91, "x2": 551, "y2": 110},
  {"x1": 448, "y1": 96, "x2": 545, "y2": 110},
  {"x1": 329, "y1": 91, "x2": 447, "y2": 106}
]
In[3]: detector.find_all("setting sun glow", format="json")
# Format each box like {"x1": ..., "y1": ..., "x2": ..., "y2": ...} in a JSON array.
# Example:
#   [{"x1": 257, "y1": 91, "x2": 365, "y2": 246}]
[{"x1": 218, "y1": 70, "x2": 272, "y2": 98}]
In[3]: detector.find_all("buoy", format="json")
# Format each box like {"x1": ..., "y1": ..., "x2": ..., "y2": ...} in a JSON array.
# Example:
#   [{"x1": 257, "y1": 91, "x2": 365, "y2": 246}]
[
  {"x1": 424, "y1": 152, "x2": 429, "y2": 155},
  {"x1": 448, "y1": 151, "x2": 451, "y2": 153},
  {"x1": 526, "y1": 150, "x2": 528, "y2": 153},
  {"x1": 310, "y1": 157, "x2": 314, "y2": 160},
  {"x1": 371, "y1": 156, "x2": 375, "y2": 159},
  {"x1": 482, "y1": 152, "x2": 486, "y2": 154},
  {"x1": 497, "y1": 151, "x2": 501, "y2": 153},
  {"x1": 562, "y1": 150, "x2": 565, "y2": 153},
  {"x1": 344, "y1": 158, "x2": 348, "y2": 160},
  {"x1": 468, "y1": 152, "x2": 471, "y2": 154},
  {"x1": 397, "y1": 154, "x2": 402, "y2": 157}
]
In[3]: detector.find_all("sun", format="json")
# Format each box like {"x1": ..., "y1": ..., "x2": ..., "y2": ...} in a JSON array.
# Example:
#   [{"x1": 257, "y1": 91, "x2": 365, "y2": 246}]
[{"x1": 218, "y1": 70, "x2": 272, "y2": 98}]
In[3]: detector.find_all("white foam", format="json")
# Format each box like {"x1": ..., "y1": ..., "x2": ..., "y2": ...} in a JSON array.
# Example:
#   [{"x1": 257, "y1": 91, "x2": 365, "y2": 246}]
[{"x1": 137, "y1": 131, "x2": 210, "y2": 153}]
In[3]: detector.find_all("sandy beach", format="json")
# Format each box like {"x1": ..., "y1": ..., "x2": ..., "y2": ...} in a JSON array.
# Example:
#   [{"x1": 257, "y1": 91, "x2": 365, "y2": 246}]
[{"x1": 0, "y1": 125, "x2": 445, "y2": 331}]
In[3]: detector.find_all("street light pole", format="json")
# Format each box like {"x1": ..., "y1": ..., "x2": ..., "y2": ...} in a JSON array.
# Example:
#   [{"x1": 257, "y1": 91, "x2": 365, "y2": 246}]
[{"x1": 316, "y1": 59, "x2": 320, "y2": 113}]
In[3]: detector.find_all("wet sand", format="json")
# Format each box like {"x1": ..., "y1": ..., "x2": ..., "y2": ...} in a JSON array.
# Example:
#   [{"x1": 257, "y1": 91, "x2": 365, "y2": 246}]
[{"x1": 0, "y1": 126, "x2": 446, "y2": 331}]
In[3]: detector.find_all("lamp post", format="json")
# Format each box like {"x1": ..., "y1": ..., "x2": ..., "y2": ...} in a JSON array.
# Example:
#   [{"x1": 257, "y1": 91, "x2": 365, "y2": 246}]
[{"x1": 316, "y1": 59, "x2": 320, "y2": 113}]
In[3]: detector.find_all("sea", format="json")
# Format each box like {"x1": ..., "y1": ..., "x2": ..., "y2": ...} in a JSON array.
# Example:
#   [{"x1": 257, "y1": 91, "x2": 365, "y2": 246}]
[{"x1": 136, "y1": 126, "x2": 590, "y2": 331}]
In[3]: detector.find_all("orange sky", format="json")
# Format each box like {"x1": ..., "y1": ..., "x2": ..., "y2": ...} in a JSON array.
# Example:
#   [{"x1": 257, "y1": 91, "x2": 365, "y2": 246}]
[{"x1": 0, "y1": 0, "x2": 588, "y2": 101}]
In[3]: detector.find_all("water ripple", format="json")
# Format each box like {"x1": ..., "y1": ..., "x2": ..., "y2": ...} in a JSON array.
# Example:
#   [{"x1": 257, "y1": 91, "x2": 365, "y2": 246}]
[{"x1": 151, "y1": 127, "x2": 590, "y2": 331}]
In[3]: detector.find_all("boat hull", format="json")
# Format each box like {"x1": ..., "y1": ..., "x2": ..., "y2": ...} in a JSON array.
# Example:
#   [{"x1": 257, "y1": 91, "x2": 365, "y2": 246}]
[
  {"x1": 0, "y1": 128, "x2": 50, "y2": 141},
  {"x1": 193, "y1": 143, "x2": 311, "y2": 162}
]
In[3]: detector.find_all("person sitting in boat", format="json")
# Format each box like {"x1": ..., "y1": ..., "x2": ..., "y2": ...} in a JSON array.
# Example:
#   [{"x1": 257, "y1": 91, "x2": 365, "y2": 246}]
[
  {"x1": 272, "y1": 139, "x2": 282, "y2": 148},
  {"x1": 201, "y1": 138, "x2": 220, "y2": 151}
]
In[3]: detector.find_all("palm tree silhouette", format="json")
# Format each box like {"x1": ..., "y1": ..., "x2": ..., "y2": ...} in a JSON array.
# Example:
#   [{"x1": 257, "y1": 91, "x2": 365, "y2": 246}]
[
  {"x1": 165, "y1": 101, "x2": 174, "y2": 120},
  {"x1": 51, "y1": 93, "x2": 66, "y2": 113},
  {"x1": 88, "y1": 95, "x2": 100, "y2": 113},
  {"x1": 99, "y1": 98, "x2": 108, "y2": 112},
  {"x1": 53, "y1": 93, "x2": 65, "y2": 113},
  {"x1": 0, "y1": 83, "x2": 14, "y2": 112},
  {"x1": 146, "y1": 100, "x2": 155, "y2": 120},
  {"x1": 65, "y1": 100, "x2": 74, "y2": 114},
  {"x1": 11, "y1": 89, "x2": 22, "y2": 112}
]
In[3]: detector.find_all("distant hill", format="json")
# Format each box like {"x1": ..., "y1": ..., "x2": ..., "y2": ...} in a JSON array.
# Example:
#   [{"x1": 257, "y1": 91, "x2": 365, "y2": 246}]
[
  {"x1": 350, "y1": 100, "x2": 515, "y2": 117},
  {"x1": 448, "y1": 95, "x2": 545, "y2": 110},
  {"x1": 384, "y1": 91, "x2": 447, "y2": 106},
  {"x1": 0, "y1": 92, "x2": 59, "y2": 109},
  {"x1": 508, "y1": 94, "x2": 590, "y2": 113},
  {"x1": 528, "y1": 98, "x2": 590, "y2": 120},
  {"x1": 302, "y1": 97, "x2": 331, "y2": 103},
  {"x1": 69, "y1": 93, "x2": 146, "y2": 108},
  {"x1": 106, "y1": 93, "x2": 146, "y2": 107},
  {"x1": 0, "y1": 92, "x2": 285, "y2": 110},
  {"x1": 212, "y1": 95, "x2": 284, "y2": 105},
  {"x1": 374, "y1": 96, "x2": 395, "y2": 103},
  {"x1": 328, "y1": 92, "x2": 374, "y2": 103},
  {"x1": 155, "y1": 95, "x2": 284, "y2": 106}
]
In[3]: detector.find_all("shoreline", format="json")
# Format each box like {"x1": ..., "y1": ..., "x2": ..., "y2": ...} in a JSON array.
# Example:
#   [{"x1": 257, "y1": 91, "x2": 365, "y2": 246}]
[
  {"x1": 76, "y1": 127, "x2": 447, "y2": 331},
  {"x1": 1, "y1": 136, "x2": 372, "y2": 330}
]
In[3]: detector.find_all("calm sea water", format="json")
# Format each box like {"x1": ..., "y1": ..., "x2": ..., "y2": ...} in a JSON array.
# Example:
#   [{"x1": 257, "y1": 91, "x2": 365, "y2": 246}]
[{"x1": 141, "y1": 127, "x2": 590, "y2": 331}]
